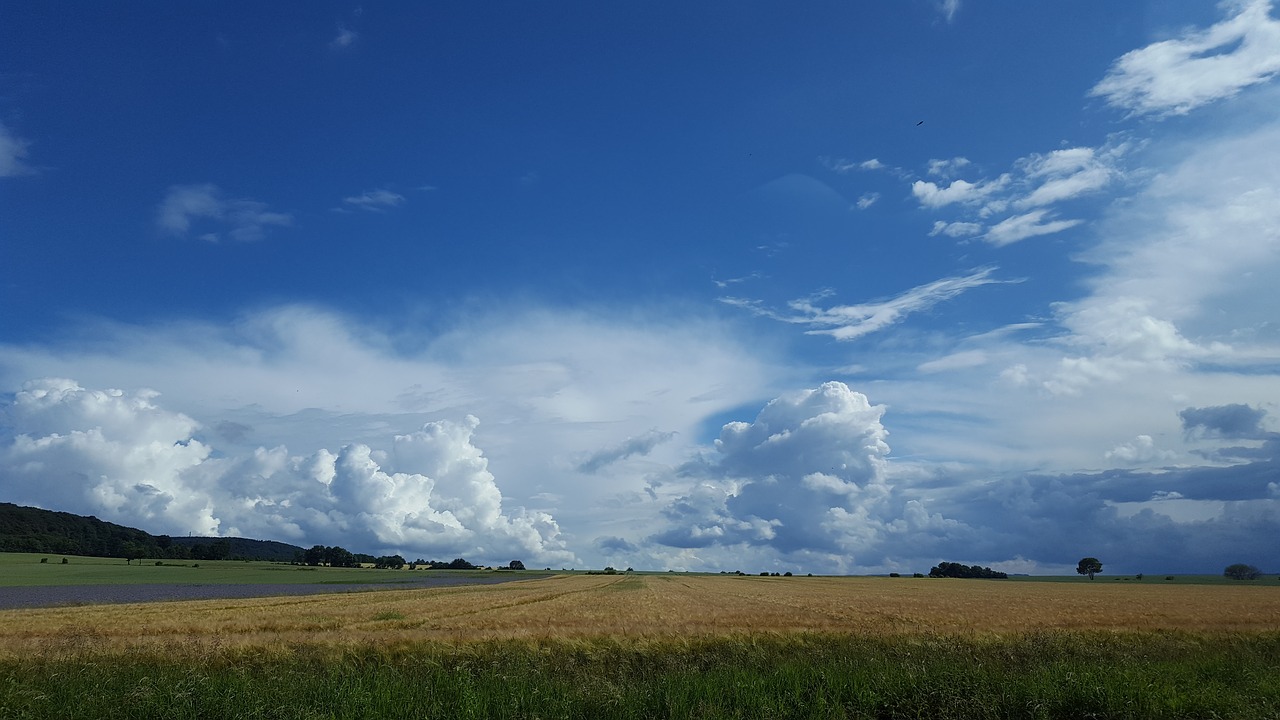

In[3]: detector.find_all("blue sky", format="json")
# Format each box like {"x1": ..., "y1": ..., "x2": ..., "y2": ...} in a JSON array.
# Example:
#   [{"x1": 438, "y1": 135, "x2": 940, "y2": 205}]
[{"x1": 3, "y1": 1, "x2": 1279, "y2": 574}]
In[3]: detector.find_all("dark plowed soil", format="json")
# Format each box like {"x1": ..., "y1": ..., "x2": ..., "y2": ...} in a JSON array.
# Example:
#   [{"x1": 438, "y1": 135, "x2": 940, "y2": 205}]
[{"x1": 0, "y1": 574, "x2": 541, "y2": 610}]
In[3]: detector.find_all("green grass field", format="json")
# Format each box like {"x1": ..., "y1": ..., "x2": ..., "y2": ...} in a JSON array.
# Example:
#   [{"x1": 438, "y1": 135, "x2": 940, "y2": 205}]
[
  {"x1": 3, "y1": 633, "x2": 1278, "y2": 719},
  {"x1": 0, "y1": 552, "x2": 502, "y2": 587}
]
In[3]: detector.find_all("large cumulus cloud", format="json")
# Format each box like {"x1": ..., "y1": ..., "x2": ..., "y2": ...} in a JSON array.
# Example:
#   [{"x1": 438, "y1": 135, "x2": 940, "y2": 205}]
[
  {"x1": 1, "y1": 378, "x2": 575, "y2": 564},
  {"x1": 648, "y1": 382, "x2": 970, "y2": 571},
  {"x1": 642, "y1": 384, "x2": 1280, "y2": 574}
]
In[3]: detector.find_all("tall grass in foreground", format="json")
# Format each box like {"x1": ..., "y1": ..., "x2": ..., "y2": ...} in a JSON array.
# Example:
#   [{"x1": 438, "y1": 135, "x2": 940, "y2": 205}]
[{"x1": 2, "y1": 632, "x2": 1278, "y2": 719}]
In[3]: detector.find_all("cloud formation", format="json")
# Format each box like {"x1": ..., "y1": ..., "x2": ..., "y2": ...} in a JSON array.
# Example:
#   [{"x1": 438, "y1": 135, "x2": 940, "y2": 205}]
[
  {"x1": 339, "y1": 188, "x2": 405, "y2": 212},
  {"x1": 651, "y1": 382, "x2": 896, "y2": 560},
  {"x1": 0, "y1": 122, "x2": 33, "y2": 177},
  {"x1": 640, "y1": 384, "x2": 1280, "y2": 574},
  {"x1": 911, "y1": 176, "x2": 1008, "y2": 208},
  {"x1": 984, "y1": 209, "x2": 1083, "y2": 247},
  {"x1": 156, "y1": 184, "x2": 293, "y2": 242},
  {"x1": 1, "y1": 378, "x2": 574, "y2": 564},
  {"x1": 908, "y1": 143, "x2": 1126, "y2": 247},
  {"x1": 330, "y1": 25, "x2": 358, "y2": 50},
  {"x1": 724, "y1": 267, "x2": 1006, "y2": 342},
  {"x1": 1180, "y1": 404, "x2": 1267, "y2": 439},
  {"x1": 578, "y1": 430, "x2": 676, "y2": 474},
  {"x1": 1090, "y1": 0, "x2": 1280, "y2": 117}
]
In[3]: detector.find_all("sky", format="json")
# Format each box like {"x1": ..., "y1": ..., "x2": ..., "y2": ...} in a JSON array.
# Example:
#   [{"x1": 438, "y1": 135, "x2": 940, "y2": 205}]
[{"x1": 2, "y1": 1, "x2": 1279, "y2": 575}]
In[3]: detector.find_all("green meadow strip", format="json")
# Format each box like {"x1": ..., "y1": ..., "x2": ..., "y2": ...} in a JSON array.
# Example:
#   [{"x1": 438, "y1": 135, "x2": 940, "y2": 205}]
[{"x1": 2, "y1": 632, "x2": 1277, "y2": 719}]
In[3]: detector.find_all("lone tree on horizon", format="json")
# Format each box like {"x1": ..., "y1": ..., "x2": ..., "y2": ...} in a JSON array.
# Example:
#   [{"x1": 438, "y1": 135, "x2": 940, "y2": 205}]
[
  {"x1": 1077, "y1": 557, "x2": 1102, "y2": 580},
  {"x1": 1224, "y1": 563, "x2": 1261, "y2": 580}
]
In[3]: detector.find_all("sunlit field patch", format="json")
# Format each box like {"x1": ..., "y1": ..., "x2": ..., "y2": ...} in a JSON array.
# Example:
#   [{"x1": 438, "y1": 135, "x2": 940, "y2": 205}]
[{"x1": 2, "y1": 573, "x2": 1277, "y2": 655}]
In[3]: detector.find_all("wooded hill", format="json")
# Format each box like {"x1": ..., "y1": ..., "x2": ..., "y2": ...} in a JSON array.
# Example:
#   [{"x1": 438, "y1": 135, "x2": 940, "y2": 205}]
[{"x1": 0, "y1": 502, "x2": 303, "y2": 562}]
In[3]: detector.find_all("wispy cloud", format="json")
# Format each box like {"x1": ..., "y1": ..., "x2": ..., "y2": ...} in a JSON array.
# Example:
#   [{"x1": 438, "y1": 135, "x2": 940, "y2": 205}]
[
  {"x1": 712, "y1": 272, "x2": 762, "y2": 289},
  {"x1": 1090, "y1": 0, "x2": 1280, "y2": 117},
  {"x1": 1013, "y1": 147, "x2": 1116, "y2": 209},
  {"x1": 820, "y1": 156, "x2": 886, "y2": 174},
  {"x1": 338, "y1": 188, "x2": 406, "y2": 212},
  {"x1": 855, "y1": 192, "x2": 880, "y2": 209},
  {"x1": 0, "y1": 122, "x2": 33, "y2": 177},
  {"x1": 939, "y1": 0, "x2": 961, "y2": 24},
  {"x1": 927, "y1": 157, "x2": 970, "y2": 178},
  {"x1": 330, "y1": 25, "x2": 358, "y2": 50},
  {"x1": 928, "y1": 220, "x2": 983, "y2": 238},
  {"x1": 578, "y1": 430, "x2": 676, "y2": 473},
  {"x1": 984, "y1": 209, "x2": 1083, "y2": 247},
  {"x1": 724, "y1": 267, "x2": 1007, "y2": 341},
  {"x1": 155, "y1": 184, "x2": 293, "y2": 242}
]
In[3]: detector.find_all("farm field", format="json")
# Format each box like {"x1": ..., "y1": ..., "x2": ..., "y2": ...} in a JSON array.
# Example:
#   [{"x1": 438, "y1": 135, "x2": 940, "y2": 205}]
[{"x1": 1, "y1": 573, "x2": 1278, "y2": 718}]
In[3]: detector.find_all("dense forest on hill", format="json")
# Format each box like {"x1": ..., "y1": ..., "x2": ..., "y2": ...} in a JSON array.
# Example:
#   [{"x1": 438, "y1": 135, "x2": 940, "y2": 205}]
[{"x1": 0, "y1": 503, "x2": 303, "y2": 561}]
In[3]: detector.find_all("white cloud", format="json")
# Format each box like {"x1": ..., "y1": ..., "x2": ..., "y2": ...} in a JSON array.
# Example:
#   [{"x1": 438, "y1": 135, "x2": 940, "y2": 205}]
[
  {"x1": 156, "y1": 184, "x2": 293, "y2": 242},
  {"x1": 939, "y1": 0, "x2": 961, "y2": 24},
  {"x1": 0, "y1": 304, "x2": 785, "y2": 565},
  {"x1": 984, "y1": 209, "x2": 1082, "y2": 246},
  {"x1": 1104, "y1": 435, "x2": 1175, "y2": 465},
  {"x1": 855, "y1": 192, "x2": 880, "y2": 209},
  {"x1": 725, "y1": 267, "x2": 1006, "y2": 342},
  {"x1": 650, "y1": 382, "x2": 902, "y2": 563},
  {"x1": 1, "y1": 377, "x2": 574, "y2": 564},
  {"x1": 927, "y1": 157, "x2": 970, "y2": 178},
  {"x1": 647, "y1": 381, "x2": 1280, "y2": 574},
  {"x1": 912, "y1": 175, "x2": 1009, "y2": 208},
  {"x1": 0, "y1": 122, "x2": 33, "y2": 177},
  {"x1": 928, "y1": 220, "x2": 983, "y2": 238},
  {"x1": 1013, "y1": 147, "x2": 1117, "y2": 208},
  {"x1": 330, "y1": 25, "x2": 358, "y2": 50},
  {"x1": 1090, "y1": 0, "x2": 1280, "y2": 117},
  {"x1": 339, "y1": 188, "x2": 406, "y2": 212}
]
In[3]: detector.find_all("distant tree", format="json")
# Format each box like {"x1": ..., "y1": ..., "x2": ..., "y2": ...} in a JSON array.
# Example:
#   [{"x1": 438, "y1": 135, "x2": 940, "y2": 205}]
[
  {"x1": 208, "y1": 540, "x2": 231, "y2": 561},
  {"x1": 374, "y1": 554, "x2": 406, "y2": 569},
  {"x1": 1224, "y1": 563, "x2": 1262, "y2": 580},
  {"x1": 304, "y1": 545, "x2": 326, "y2": 566},
  {"x1": 928, "y1": 561, "x2": 1008, "y2": 579},
  {"x1": 123, "y1": 542, "x2": 145, "y2": 565},
  {"x1": 508, "y1": 560, "x2": 526, "y2": 570},
  {"x1": 325, "y1": 546, "x2": 358, "y2": 568},
  {"x1": 446, "y1": 558, "x2": 476, "y2": 570},
  {"x1": 1077, "y1": 557, "x2": 1103, "y2": 580}
]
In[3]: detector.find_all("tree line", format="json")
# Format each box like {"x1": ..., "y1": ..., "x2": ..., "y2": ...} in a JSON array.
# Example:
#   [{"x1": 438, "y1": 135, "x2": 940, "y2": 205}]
[{"x1": 928, "y1": 562, "x2": 1009, "y2": 579}]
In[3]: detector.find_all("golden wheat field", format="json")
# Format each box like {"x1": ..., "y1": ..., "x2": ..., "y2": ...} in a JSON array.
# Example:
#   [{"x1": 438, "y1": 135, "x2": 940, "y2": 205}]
[{"x1": 3, "y1": 573, "x2": 1278, "y2": 657}]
